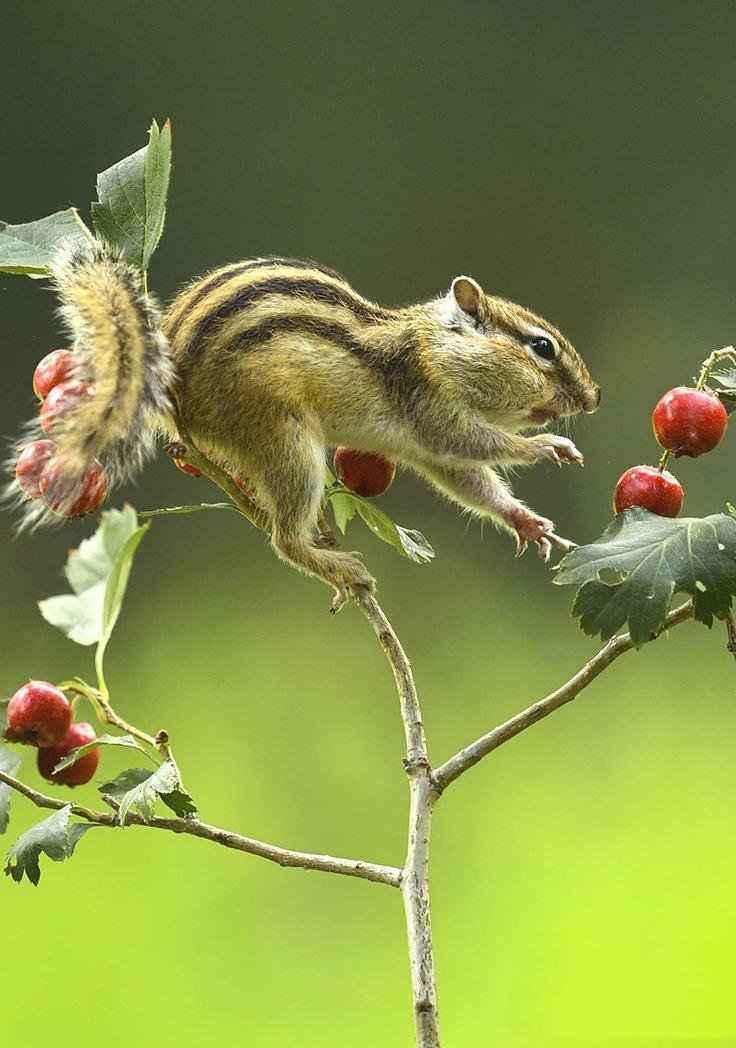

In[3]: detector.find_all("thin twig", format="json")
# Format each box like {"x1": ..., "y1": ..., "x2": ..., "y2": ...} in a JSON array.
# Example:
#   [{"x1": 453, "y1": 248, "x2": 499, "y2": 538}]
[
  {"x1": 352, "y1": 588, "x2": 429, "y2": 768},
  {"x1": 434, "y1": 601, "x2": 694, "y2": 791},
  {"x1": 0, "y1": 769, "x2": 400, "y2": 887},
  {"x1": 62, "y1": 680, "x2": 184, "y2": 778}
]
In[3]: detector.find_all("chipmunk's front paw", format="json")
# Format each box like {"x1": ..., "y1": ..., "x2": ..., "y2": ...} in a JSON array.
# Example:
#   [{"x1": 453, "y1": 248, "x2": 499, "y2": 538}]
[
  {"x1": 510, "y1": 507, "x2": 576, "y2": 562},
  {"x1": 536, "y1": 434, "x2": 584, "y2": 467}
]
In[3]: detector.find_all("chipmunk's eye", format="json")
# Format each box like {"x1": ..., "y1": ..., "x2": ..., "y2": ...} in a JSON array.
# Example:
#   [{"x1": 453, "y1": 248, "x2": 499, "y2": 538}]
[{"x1": 529, "y1": 336, "x2": 557, "y2": 361}]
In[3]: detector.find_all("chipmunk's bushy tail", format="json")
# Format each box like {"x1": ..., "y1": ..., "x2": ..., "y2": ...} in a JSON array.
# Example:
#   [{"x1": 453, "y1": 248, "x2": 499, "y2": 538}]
[
  {"x1": 9, "y1": 237, "x2": 176, "y2": 527},
  {"x1": 51, "y1": 237, "x2": 175, "y2": 482}
]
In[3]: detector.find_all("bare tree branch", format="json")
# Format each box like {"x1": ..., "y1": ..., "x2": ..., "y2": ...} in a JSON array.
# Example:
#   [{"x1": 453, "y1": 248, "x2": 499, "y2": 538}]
[
  {"x1": 353, "y1": 587, "x2": 441, "y2": 1048},
  {"x1": 434, "y1": 601, "x2": 694, "y2": 792},
  {"x1": 0, "y1": 769, "x2": 401, "y2": 887}
]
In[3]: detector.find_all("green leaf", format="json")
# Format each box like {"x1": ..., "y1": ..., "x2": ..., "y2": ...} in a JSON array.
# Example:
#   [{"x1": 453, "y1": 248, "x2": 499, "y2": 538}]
[
  {"x1": 39, "y1": 506, "x2": 148, "y2": 647},
  {"x1": 0, "y1": 699, "x2": 8, "y2": 735},
  {"x1": 52, "y1": 733, "x2": 150, "y2": 774},
  {"x1": 5, "y1": 806, "x2": 96, "y2": 885},
  {"x1": 329, "y1": 491, "x2": 358, "y2": 534},
  {"x1": 715, "y1": 389, "x2": 736, "y2": 416},
  {"x1": 355, "y1": 500, "x2": 434, "y2": 562},
  {"x1": 0, "y1": 209, "x2": 91, "y2": 277},
  {"x1": 160, "y1": 786, "x2": 199, "y2": 819},
  {"x1": 324, "y1": 486, "x2": 434, "y2": 563},
  {"x1": 91, "y1": 118, "x2": 172, "y2": 271},
  {"x1": 139, "y1": 502, "x2": 238, "y2": 518},
  {"x1": 553, "y1": 508, "x2": 736, "y2": 646},
  {"x1": 705, "y1": 352, "x2": 736, "y2": 413},
  {"x1": 0, "y1": 745, "x2": 22, "y2": 835},
  {"x1": 100, "y1": 762, "x2": 197, "y2": 824}
]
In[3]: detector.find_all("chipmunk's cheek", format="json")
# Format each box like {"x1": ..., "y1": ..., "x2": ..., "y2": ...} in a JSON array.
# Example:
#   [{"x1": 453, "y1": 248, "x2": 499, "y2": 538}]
[{"x1": 528, "y1": 407, "x2": 558, "y2": 425}]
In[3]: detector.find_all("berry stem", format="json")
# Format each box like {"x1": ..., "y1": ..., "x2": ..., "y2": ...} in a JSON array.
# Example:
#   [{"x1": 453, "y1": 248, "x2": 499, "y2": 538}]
[{"x1": 694, "y1": 345, "x2": 736, "y2": 391}]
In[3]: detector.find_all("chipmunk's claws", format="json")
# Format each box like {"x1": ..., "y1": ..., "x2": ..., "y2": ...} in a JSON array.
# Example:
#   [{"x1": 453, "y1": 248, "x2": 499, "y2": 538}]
[
  {"x1": 511, "y1": 507, "x2": 575, "y2": 562},
  {"x1": 330, "y1": 585, "x2": 349, "y2": 614}
]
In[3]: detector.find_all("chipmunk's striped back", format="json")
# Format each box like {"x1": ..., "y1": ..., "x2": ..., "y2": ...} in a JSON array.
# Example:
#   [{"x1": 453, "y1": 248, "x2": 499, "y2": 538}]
[{"x1": 163, "y1": 257, "x2": 401, "y2": 370}]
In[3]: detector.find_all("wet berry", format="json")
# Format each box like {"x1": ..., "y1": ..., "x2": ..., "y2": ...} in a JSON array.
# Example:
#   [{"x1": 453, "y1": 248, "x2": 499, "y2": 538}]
[
  {"x1": 39, "y1": 380, "x2": 93, "y2": 435},
  {"x1": 333, "y1": 447, "x2": 396, "y2": 497},
  {"x1": 5, "y1": 681, "x2": 72, "y2": 747},
  {"x1": 613, "y1": 465, "x2": 684, "y2": 517},
  {"x1": 652, "y1": 387, "x2": 728, "y2": 458},
  {"x1": 37, "y1": 722, "x2": 100, "y2": 787},
  {"x1": 33, "y1": 350, "x2": 77, "y2": 401},
  {"x1": 40, "y1": 459, "x2": 107, "y2": 517},
  {"x1": 15, "y1": 439, "x2": 56, "y2": 499}
]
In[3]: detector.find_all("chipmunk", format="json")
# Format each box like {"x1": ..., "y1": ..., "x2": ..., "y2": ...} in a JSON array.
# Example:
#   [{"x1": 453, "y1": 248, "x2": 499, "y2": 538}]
[{"x1": 23, "y1": 240, "x2": 600, "y2": 605}]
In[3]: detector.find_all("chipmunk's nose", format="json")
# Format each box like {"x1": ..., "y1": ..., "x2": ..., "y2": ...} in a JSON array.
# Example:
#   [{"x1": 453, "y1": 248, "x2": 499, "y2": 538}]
[{"x1": 582, "y1": 386, "x2": 601, "y2": 413}]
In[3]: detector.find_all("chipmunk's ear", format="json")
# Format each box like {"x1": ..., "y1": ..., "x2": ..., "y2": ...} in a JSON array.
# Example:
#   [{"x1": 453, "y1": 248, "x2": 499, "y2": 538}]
[{"x1": 450, "y1": 276, "x2": 483, "y2": 318}]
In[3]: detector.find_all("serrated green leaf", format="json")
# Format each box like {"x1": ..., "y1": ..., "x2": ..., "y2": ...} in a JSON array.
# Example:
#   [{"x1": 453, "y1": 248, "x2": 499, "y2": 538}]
[
  {"x1": 139, "y1": 502, "x2": 238, "y2": 518},
  {"x1": 716, "y1": 390, "x2": 736, "y2": 416},
  {"x1": 554, "y1": 508, "x2": 736, "y2": 646},
  {"x1": 5, "y1": 806, "x2": 96, "y2": 885},
  {"x1": 39, "y1": 506, "x2": 147, "y2": 647},
  {"x1": 91, "y1": 118, "x2": 172, "y2": 271},
  {"x1": 99, "y1": 767, "x2": 151, "y2": 803},
  {"x1": 324, "y1": 486, "x2": 434, "y2": 563},
  {"x1": 706, "y1": 356, "x2": 736, "y2": 414},
  {"x1": 0, "y1": 745, "x2": 22, "y2": 835},
  {"x1": 160, "y1": 787, "x2": 198, "y2": 818},
  {"x1": 355, "y1": 500, "x2": 434, "y2": 562},
  {"x1": 100, "y1": 762, "x2": 197, "y2": 825},
  {"x1": 0, "y1": 209, "x2": 91, "y2": 276},
  {"x1": 53, "y1": 733, "x2": 150, "y2": 774},
  {"x1": 330, "y1": 491, "x2": 358, "y2": 534}
]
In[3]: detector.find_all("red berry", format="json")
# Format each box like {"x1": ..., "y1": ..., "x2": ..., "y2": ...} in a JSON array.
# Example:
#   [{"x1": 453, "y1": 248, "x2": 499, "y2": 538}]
[
  {"x1": 37, "y1": 722, "x2": 100, "y2": 787},
  {"x1": 39, "y1": 380, "x2": 93, "y2": 436},
  {"x1": 333, "y1": 447, "x2": 396, "y2": 497},
  {"x1": 172, "y1": 457, "x2": 202, "y2": 477},
  {"x1": 652, "y1": 386, "x2": 728, "y2": 457},
  {"x1": 613, "y1": 465, "x2": 684, "y2": 517},
  {"x1": 15, "y1": 439, "x2": 56, "y2": 499},
  {"x1": 33, "y1": 349, "x2": 77, "y2": 401},
  {"x1": 5, "y1": 681, "x2": 72, "y2": 747},
  {"x1": 40, "y1": 458, "x2": 107, "y2": 517}
]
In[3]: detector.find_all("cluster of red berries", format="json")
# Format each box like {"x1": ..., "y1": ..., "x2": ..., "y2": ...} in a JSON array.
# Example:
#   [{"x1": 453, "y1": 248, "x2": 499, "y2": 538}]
[
  {"x1": 14, "y1": 350, "x2": 107, "y2": 517},
  {"x1": 4, "y1": 681, "x2": 100, "y2": 787},
  {"x1": 614, "y1": 386, "x2": 729, "y2": 517}
]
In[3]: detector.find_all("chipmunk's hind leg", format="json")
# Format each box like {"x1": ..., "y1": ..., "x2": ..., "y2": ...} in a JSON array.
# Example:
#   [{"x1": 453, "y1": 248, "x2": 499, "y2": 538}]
[{"x1": 252, "y1": 413, "x2": 375, "y2": 609}]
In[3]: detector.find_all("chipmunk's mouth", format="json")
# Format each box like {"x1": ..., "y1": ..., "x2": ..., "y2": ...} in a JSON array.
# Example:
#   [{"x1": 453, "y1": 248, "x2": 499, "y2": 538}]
[{"x1": 528, "y1": 407, "x2": 558, "y2": 425}]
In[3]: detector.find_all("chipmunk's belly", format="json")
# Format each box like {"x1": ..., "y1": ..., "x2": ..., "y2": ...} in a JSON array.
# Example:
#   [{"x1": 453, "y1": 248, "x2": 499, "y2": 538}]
[{"x1": 323, "y1": 414, "x2": 408, "y2": 457}]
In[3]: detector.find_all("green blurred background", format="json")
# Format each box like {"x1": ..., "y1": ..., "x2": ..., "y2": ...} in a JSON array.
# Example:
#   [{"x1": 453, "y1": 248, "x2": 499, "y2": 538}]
[{"x1": 2, "y1": 2, "x2": 736, "y2": 1044}]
